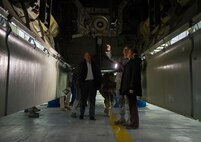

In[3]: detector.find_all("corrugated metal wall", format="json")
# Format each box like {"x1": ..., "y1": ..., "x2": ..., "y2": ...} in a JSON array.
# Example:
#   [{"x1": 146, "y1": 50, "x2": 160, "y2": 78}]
[
  {"x1": 144, "y1": 19, "x2": 201, "y2": 120},
  {"x1": 192, "y1": 30, "x2": 201, "y2": 120},
  {"x1": 0, "y1": 29, "x2": 7, "y2": 117},
  {"x1": 6, "y1": 34, "x2": 60, "y2": 114},
  {"x1": 145, "y1": 38, "x2": 192, "y2": 117},
  {"x1": 0, "y1": 10, "x2": 68, "y2": 117}
]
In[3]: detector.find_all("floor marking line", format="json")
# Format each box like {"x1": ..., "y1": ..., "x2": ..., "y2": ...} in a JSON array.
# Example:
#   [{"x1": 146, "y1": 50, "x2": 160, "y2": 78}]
[{"x1": 109, "y1": 109, "x2": 133, "y2": 142}]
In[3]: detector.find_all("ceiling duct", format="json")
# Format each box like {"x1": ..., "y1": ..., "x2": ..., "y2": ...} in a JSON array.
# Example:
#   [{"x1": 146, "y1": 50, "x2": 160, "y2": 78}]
[{"x1": 93, "y1": 16, "x2": 109, "y2": 32}]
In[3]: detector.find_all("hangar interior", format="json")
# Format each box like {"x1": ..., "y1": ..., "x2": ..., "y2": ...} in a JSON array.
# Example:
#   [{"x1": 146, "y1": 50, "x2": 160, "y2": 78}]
[{"x1": 0, "y1": 0, "x2": 201, "y2": 122}]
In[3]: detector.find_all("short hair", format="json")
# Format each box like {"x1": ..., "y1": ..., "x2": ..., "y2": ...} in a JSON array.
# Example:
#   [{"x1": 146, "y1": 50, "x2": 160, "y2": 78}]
[
  {"x1": 133, "y1": 48, "x2": 138, "y2": 54},
  {"x1": 128, "y1": 48, "x2": 138, "y2": 54}
]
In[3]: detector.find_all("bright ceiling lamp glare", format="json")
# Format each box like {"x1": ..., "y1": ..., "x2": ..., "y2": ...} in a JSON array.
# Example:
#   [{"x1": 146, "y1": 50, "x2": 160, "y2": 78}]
[{"x1": 114, "y1": 63, "x2": 118, "y2": 69}]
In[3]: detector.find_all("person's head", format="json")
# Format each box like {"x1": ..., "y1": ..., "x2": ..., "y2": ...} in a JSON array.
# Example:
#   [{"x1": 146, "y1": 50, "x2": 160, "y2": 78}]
[
  {"x1": 122, "y1": 46, "x2": 129, "y2": 58},
  {"x1": 106, "y1": 44, "x2": 111, "y2": 51},
  {"x1": 127, "y1": 48, "x2": 138, "y2": 59},
  {"x1": 84, "y1": 52, "x2": 92, "y2": 62}
]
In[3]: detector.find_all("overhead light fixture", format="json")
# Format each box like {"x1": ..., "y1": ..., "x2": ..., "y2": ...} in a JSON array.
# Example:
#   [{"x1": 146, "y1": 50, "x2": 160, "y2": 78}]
[
  {"x1": 72, "y1": 33, "x2": 83, "y2": 38},
  {"x1": 114, "y1": 63, "x2": 118, "y2": 69}
]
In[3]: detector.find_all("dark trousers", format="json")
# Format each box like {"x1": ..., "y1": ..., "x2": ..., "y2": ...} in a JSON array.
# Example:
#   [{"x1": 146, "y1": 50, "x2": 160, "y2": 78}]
[
  {"x1": 127, "y1": 93, "x2": 139, "y2": 127},
  {"x1": 70, "y1": 87, "x2": 76, "y2": 104},
  {"x1": 80, "y1": 80, "x2": 97, "y2": 117}
]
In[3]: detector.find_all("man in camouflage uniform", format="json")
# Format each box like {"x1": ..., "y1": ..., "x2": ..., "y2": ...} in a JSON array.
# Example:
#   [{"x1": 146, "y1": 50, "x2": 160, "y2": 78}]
[{"x1": 105, "y1": 44, "x2": 129, "y2": 124}]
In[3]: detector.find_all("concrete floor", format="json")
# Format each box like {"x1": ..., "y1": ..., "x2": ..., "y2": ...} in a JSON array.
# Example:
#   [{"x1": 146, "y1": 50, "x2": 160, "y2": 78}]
[{"x1": 0, "y1": 94, "x2": 201, "y2": 142}]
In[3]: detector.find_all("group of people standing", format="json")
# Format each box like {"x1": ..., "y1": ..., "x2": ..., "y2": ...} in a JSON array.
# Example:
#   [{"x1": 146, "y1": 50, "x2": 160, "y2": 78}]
[{"x1": 69, "y1": 44, "x2": 142, "y2": 129}]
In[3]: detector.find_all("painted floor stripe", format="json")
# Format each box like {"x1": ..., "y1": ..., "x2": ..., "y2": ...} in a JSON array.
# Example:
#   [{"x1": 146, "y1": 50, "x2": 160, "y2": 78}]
[{"x1": 109, "y1": 110, "x2": 133, "y2": 142}]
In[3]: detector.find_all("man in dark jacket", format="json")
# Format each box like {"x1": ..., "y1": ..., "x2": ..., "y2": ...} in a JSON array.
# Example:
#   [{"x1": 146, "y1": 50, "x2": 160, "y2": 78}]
[
  {"x1": 120, "y1": 48, "x2": 142, "y2": 129},
  {"x1": 79, "y1": 52, "x2": 102, "y2": 120}
]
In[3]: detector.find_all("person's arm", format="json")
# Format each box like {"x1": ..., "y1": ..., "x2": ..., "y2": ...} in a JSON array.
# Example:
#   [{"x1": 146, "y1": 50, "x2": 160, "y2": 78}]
[
  {"x1": 105, "y1": 44, "x2": 112, "y2": 58},
  {"x1": 105, "y1": 44, "x2": 122, "y2": 63},
  {"x1": 129, "y1": 61, "x2": 135, "y2": 94},
  {"x1": 129, "y1": 58, "x2": 141, "y2": 94}
]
